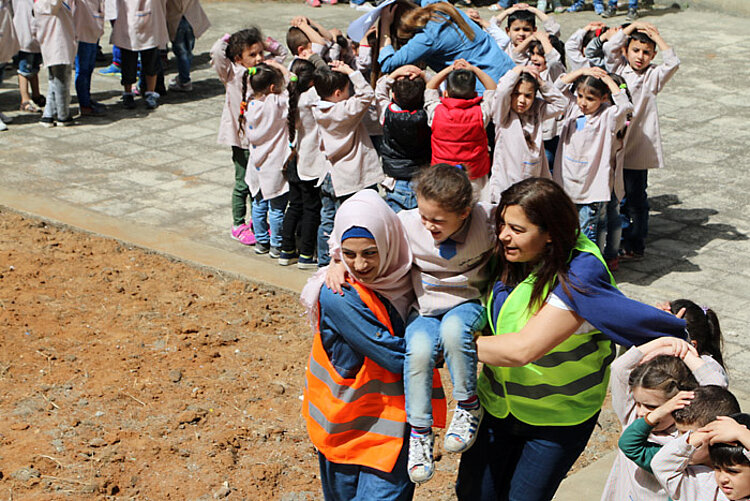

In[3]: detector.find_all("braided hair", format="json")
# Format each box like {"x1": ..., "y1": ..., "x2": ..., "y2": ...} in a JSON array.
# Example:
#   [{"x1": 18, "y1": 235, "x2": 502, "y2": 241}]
[{"x1": 225, "y1": 27, "x2": 264, "y2": 137}]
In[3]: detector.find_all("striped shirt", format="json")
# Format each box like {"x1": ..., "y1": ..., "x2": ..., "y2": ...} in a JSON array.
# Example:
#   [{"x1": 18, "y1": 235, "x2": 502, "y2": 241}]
[{"x1": 398, "y1": 203, "x2": 496, "y2": 317}]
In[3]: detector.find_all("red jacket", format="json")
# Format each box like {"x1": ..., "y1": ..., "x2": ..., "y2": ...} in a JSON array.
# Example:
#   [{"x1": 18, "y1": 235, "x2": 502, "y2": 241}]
[{"x1": 431, "y1": 95, "x2": 490, "y2": 180}]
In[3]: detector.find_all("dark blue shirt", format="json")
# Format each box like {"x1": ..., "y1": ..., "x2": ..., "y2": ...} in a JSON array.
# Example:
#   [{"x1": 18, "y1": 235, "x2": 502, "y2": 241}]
[
  {"x1": 491, "y1": 251, "x2": 687, "y2": 346},
  {"x1": 318, "y1": 285, "x2": 407, "y2": 378}
]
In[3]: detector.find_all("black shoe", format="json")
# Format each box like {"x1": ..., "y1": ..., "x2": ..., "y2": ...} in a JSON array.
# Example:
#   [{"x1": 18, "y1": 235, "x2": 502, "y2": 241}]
[
  {"x1": 57, "y1": 116, "x2": 75, "y2": 127},
  {"x1": 601, "y1": 5, "x2": 617, "y2": 17},
  {"x1": 32, "y1": 94, "x2": 46, "y2": 108},
  {"x1": 39, "y1": 116, "x2": 55, "y2": 128},
  {"x1": 121, "y1": 93, "x2": 136, "y2": 109}
]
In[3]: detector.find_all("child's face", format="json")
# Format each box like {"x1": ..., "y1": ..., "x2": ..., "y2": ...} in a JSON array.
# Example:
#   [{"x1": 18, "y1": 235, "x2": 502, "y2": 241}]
[
  {"x1": 575, "y1": 85, "x2": 607, "y2": 116},
  {"x1": 236, "y1": 42, "x2": 265, "y2": 68},
  {"x1": 528, "y1": 49, "x2": 547, "y2": 72},
  {"x1": 511, "y1": 81, "x2": 536, "y2": 115},
  {"x1": 715, "y1": 464, "x2": 750, "y2": 500},
  {"x1": 506, "y1": 20, "x2": 535, "y2": 46},
  {"x1": 417, "y1": 196, "x2": 470, "y2": 243},
  {"x1": 624, "y1": 39, "x2": 656, "y2": 72},
  {"x1": 633, "y1": 386, "x2": 673, "y2": 431}
]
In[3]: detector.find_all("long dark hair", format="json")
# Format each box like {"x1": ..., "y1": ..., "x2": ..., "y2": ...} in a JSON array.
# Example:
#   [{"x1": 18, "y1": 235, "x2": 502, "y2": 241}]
[
  {"x1": 670, "y1": 299, "x2": 724, "y2": 367},
  {"x1": 495, "y1": 178, "x2": 580, "y2": 309},
  {"x1": 237, "y1": 63, "x2": 284, "y2": 136},
  {"x1": 286, "y1": 59, "x2": 316, "y2": 167}
]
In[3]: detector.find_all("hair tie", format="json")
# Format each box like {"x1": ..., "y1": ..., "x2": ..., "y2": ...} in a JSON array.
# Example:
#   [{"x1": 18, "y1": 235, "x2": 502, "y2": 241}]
[
  {"x1": 700, "y1": 306, "x2": 709, "y2": 315},
  {"x1": 248, "y1": 67, "x2": 257, "y2": 76},
  {"x1": 619, "y1": 83, "x2": 628, "y2": 89},
  {"x1": 289, "y1": 73, "x2": 298, "y2": 82}
]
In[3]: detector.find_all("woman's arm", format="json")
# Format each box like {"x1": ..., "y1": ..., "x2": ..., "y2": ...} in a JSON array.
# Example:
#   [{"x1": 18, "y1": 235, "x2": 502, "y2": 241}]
[{"x1": 476, "y1": 301, "x2": 584, "y2": 366}]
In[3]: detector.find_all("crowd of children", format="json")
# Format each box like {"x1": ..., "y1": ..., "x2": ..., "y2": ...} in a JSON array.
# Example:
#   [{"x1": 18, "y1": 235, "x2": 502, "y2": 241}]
[
  {"x1": 216, "y1": 4, "x2": 677, "y2": 273},
  {"x1": 0, "y1": 0, "x2": 211, "y2": 128}
]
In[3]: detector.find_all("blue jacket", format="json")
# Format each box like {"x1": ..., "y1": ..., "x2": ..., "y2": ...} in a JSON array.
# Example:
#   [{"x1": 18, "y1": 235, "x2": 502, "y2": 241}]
[{"x1": 378, "y1": 6, "x2": 514, "y2": 94}]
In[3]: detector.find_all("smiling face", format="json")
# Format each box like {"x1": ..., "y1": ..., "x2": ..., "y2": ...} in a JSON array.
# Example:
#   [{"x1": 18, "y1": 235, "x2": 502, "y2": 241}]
[
  {"x1": 417, "y1": 196, "x2": 470, "y2": 243},
  {"x1": 497, "y1": 204, "x2": 550, "y2": 264},
  {"x1": 633, "y1": 386, "x2": 673, "y2": 431},
  {"x1": 506, "y1": 20, "x2": 534, "y2": 46},
  {"x1": 575, "y1": 84, "x2": 607, "y2": 116},
  {"x1": 625, "y1": 39, "x2": 656, "y2": 72},
  {"x1": 511, "y1": 80, "x2": 537, "y2": 115},
  {"x1": 235, "y1": 42, "x2": 265, "y2": 68},
  {"x1": 341, "y1": 237, "x2": 380, "y2": 284},
  {"x1": 715, "y1": 464, "x2": 750, "y2": 500}
]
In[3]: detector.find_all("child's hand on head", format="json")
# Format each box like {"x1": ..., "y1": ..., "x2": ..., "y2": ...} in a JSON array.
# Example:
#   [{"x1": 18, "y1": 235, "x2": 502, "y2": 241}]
[
  {"x1": 646, "y1": 390, "x2": 695, "y2": 427},
  {"x1": 329, "y1": 28, "x2": 343, "y2": 38},
  {"x1": 392, "y1": 64, "x2": 424, "y2": 80},
  {"x1": 583, "y1": 66, "x2": 608, "y2": 79},
  {"x1": 521, "y1": 64, "x2": 541, "y2": 81},
  {"x1": 639, "y1": 336, "x2": 698, "y2": 364},
  {"x1": 453, "y1": 58, "x2": 470, "y2": 70},
  {"x1": 290, "y1": 16, "x2": 306, "y2": 27},
  {"x1": 329, "y1": 60, "x2": 354, "y2": 75},
  {"x1": 584, "y1": 21, "x2": 606, "y2": 31},
  {"x1": 466, "y1": 8, "x2": 482, "y2": 22},
  {"x1": 534, "y1": 30, "x2": 550, "y2": 43},
  {"x1": 687, "y1": 429, "x2": 711, "y2": 448},
  {"x1": 701, "y1": 416, "x2": 748, "y2": 445}
]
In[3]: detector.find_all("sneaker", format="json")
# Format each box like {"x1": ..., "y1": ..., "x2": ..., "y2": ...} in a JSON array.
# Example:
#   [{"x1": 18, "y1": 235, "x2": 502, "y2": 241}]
[
  {"x1": 255, "y1": 242, "x2": 270, "y2": 255},
  {"x1": 98, "y1": 63, "x2": 121, "y2": 76},
  {"x1": 626, "y1": 7, "x2": 638, "y2": 19},
  {"x1": 278, "y1": 250, "x2": 299, "y2": 266},
  {"x1": 601, "y1": 5, "x2": 617, "y2": 16},
  {"x1": 305, "y1": 0, "x2": 321, "y2": 7},
  {"x1": 444, "y1": 405, "x2": 484, "y2": 453},
  {"x1": 567, "y1": 1, "x2": 583, "y2": 11},
  {"x1": 554, "y1": 5, "x2": 566, "y2": 12},
  {"x1": 488, "y1": 3, "x2": 501, "y2": 10},
  {"x1": 57, "y1": 116, "x2": 75, "y2": 127},
  {"x1": 297, "y1": 255, "x2": 317, "y2": 270},
  {"x1": 0, "y1": 118, "x2": 7, "y2": 131},
  {"x1": 40, "y1": 116, "x2": 56, "y2": 128},
  {"x1": 408, "y1": 430, "x2": 435, "y2": 484},
  {"x1": 231, "y1": 224, "x2": 256, "y2": 245},
  {"x1": 168, "y1": 76, "x2": 193, "y2": 92},
  {"x1": 536, "y1": 0, "x2": 548, "y2": 12},
  {"x1": 121, "y1": 93, "x2": 136, "y2": 109},
  {"x1": 32, "y1": 95, "x2": 46, "y2": 108},
  {"x1": 144, "y1": 92, "x2": 159, "y2": 110},
  {"x1": 269, "y1": 246, "x2": 281, "y2": 259}
]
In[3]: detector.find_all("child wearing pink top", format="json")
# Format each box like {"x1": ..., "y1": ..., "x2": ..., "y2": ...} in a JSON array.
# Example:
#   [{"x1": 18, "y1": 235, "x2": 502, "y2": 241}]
[
  {"x1": 603, "y1": 21, "x2": 679, "y2": 259},
  {"x1": 34, "y1": 0, "x2": 76, "y2": 127},
  {"x1": 210, "y1": 27, "x2": 287, "y2": 248}
]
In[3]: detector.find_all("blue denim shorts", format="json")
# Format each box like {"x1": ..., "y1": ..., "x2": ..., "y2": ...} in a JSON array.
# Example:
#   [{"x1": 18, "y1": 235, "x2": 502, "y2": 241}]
[{"x1": 17, "y1": 51, "x2": 43, "y2": 77}]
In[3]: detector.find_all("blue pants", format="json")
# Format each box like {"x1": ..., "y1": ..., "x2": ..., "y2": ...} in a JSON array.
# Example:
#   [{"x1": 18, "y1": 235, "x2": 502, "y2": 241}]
[
  {"x1": 317, "y1": 174, "x2": 343, "y2": 268},
  {"x1": 405, "y1": 302, "x2": 485, "y2": 428},
  {"x1": 75, "y1": 41, "x2": 98, "y2": 108},
  {"x1": 384, "y1": 179, "x2": 418, "y2": 213},
  {"x1": 456, "y1": 411, "x2": 599, "y2": 501},
  {"x1": 621, "y1": 169, "x2": 649, "y2": 254},
  {"x1": 172, "y1": 16, "x2": 195, "y2": 84},
  {"x1": 576, "y1": 201, "x2": 607, "y2": 246},
  {"x1": 318, "y1": 441, "x2": 414, "y2": 501},
  {"x1": 251, "y1": 193, "x2": 288, "y2": 248}
]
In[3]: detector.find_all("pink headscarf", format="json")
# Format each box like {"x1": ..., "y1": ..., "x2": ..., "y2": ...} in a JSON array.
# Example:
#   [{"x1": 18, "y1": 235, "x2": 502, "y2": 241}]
[{"x1": 300, "y1": 190, "x2": 415, "y2": 325}]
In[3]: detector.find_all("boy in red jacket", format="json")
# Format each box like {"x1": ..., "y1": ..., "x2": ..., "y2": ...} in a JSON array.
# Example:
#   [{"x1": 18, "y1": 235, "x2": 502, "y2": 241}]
[{"x1": 424, "y1": 59, "x2": 496, "y2": 202}]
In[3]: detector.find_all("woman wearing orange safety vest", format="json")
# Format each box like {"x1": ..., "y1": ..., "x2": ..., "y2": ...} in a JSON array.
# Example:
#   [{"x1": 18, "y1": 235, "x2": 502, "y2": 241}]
[{"x1": 301, "y1": 190, "x2": 446, "y2": 501}]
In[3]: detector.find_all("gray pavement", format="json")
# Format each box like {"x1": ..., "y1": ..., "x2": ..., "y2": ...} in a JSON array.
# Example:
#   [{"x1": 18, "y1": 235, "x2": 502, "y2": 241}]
[{"x1": 1, "y1": 2, "x2": 750, "y2": 497}]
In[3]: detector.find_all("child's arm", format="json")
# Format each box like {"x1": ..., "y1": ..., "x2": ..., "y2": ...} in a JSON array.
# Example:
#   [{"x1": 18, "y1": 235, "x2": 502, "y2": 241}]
[
  {"x1": 493, "y1": 65, "x2": 524, "y2": 123},
  {"x1": 620, "y1": 391, "x2": 695, "y2": 473},
  {"x1": 210, "y1": 33, "x2": 234, "y2": 84},
  {"x1": 652, "y1": 432, "x2": 709, "y2": 500},
  {"x1": 290, "y1": 16, "x2": 327, "y2": 46},
  {"x1": 486, "y1": 16, "x2": 511, "y2": 51},
  {"x1": 426, "y1": 63, "x2": 455, "y2": 91},
  {"x1": 601, "y1": 27, "x2": 628, "y2": 70},
  {"x1": 307, "y1": 17, "x2": 334, "y2": 43},
  {"x1": 641, "y1": 24, "x2": 680, "y2": 94},
  {"x1": 537, "y1": 68, "x2": 567, "y2": 121},
  {"x1": 355, "y1": 25, "x2": 376, "y2": 73},
  {"x1": 264, "y1": 36, "x2": 288, "y2": 64},
  {"x1": 565, "y1": 23, "x2": 604, "y2": 71},
  {"x1": 376, "y1": 65, "x2": 424, "y2": 125},
  {"x1": 525, "y1": 5, "x2": 560, "y2": 37},
  {"x1": 330, "y1": 61, "x2": 375, "y2": 121},
  {"x1": 512, "y1": 35, "x2": 536, "y2": 58},
  {"x1": 455, "y1": 58, "x2": 497, "y2": 91},
  {"x1": 603, "y1": 73, "x2": 634, "y2": 133},
  {"x1": 466, "y1": 8, "x2": 490, "y2": 29}
]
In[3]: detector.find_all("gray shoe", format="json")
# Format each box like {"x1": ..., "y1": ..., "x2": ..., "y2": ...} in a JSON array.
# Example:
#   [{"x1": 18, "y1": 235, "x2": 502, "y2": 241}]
[
  {"x1": 255, "y1": 242, "x2": 270, "y2": 255},
  {"x1": 168, "y1": 76, "x2": 193, "y2": 92},
  {"x1": 144, "y1": 92, "x2": 160, "y2": 110}
]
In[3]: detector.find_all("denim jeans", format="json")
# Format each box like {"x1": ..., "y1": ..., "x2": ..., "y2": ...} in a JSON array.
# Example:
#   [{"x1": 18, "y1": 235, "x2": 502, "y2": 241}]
[
  {"x1": 317, "y1": 174, "x2": 342, "y2": 268},
  {"x1": 42, "y1": 65, "x2": 72, "y2": 121},
  {"x1": 17, "y1": 51, "x2": 42, "y2": 77},
  {"x1": 621, "y1": 169, "x2": 649, "y2": 254},
  {"x1": 251, "y1": 193, "x2": 288, "y2": 248},
  {"x1": 456, "y1": 411, "x2": 599, "y2": 501},
  {"x1": 231, "y1": 147, "x2": 251, "y2": 227},
  {"x1": 405, "y1": 301, "x2": 486, "y2": 428},
  {"x1": 602, "y1": 195, "x2": 623, "y2": 260},
  {"x1": 75, "y1": 41, "x2": 98, "y2": 108},
  {"x1": 576, "y1": 201, "x2": 607, "y2": 246},
  {"x1": 543, "y1": 137, "x2": 559, "y2": 175},
  {"x1": 317, "y1": 437, "x2": 414, "y2": 501},
  {"x1": 172, "y1": 16, "x2": 195, "y2": 84},
  {"x1": 384, "y1": 179, "x2": 417, "y2": 213}
]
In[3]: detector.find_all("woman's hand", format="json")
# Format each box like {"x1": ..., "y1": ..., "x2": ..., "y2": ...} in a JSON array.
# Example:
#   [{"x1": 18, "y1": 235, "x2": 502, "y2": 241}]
[{"x1": 324, "y1": 260, "x2": 349, "y2": 295}]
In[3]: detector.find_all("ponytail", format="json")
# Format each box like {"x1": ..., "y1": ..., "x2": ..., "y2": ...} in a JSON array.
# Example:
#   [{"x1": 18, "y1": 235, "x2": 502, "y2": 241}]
[
  {"x1": 671, "y1": 299, "x2": 725, "y2": 367},
  {"x1": 238, "y1": 70, "x2": 250, "y2": 137},
  {"x1": 285, "y1": 59, "x2": 316, "y2": 170}
]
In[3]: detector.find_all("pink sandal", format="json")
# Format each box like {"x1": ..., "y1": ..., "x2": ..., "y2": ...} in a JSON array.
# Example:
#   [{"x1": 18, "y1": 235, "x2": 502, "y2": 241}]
[{"x1": 231, "y1": 223, "x2": 256, "y2": 246}]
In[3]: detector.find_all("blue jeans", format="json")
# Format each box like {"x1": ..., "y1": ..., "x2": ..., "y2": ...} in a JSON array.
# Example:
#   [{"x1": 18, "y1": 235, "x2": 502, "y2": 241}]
[
  {"x1": 317, "y1": 439, "x2": 414, "y2": 501},
  {"x1": 75, "y1": 41, "x2": 98, "y2": 108},
  {"x1": 456, "y1": 411, "x2": 599, "y2": 501},
  {"x1": 172, "y1": 16, "x2": 195, "y2": 84},
  {"x1": 593, "y1": 0, "x2": 638, "y2": 7},
  {"x1": 621, "y1": 169, "x2": 649, "y2": 254},
  {"x1": 602, "y1": 195, "x2": 622, "y2": 260},
  {"x1": 543, "y1": 137, "x2": 559, "y2": 174},
  {"x1": 405, "y1": 302, "x2": 485, "y2": 428},
  {"x1": 317, "y1": 174, "x2": 343, "y2": 268},
  {"x1": 251, "y1": 193, "x2": 288, "y2": 248},
  {"x1": 17, "y1": 51, "x2": 42, "y2": 77},
  {"x1": 576, "y1": 201, "x2": 606, "y2": 246},
  {"x1": 384, "y1": 179, "x2": 417, "y2": 213}
]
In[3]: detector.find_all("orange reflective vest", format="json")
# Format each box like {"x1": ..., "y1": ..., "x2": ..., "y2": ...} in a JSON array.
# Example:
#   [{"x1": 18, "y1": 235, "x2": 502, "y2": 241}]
[{"x1": 303, "y1": 279, "x2": 446, "y2": 473}]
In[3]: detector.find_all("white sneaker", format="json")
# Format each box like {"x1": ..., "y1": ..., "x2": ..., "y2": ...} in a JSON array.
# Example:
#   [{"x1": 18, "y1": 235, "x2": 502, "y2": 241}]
[
  {"x1": 168, "y1": 76, "x2": 193, "y2": 92},
  {"x1": 444, "y1": 405, "x2": 484, "y2": 453},
  {"x1": 0, "y1": 118, "x2": 7, "y2": 131},
  {"x1": 407, "y1": 430, "x2": 435, "y2": 484}
]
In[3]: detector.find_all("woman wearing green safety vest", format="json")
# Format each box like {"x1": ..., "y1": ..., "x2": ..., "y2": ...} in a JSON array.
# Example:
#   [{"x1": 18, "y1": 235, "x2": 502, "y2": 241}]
[{"x1": 455, "y1": 178, "x2": 686, "y2": 501}]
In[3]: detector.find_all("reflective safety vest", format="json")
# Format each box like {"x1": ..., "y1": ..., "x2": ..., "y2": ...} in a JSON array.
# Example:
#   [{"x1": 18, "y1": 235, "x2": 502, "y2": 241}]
[
  {"x1": 477, "y1": 233, "x2": 617, "y2": 426},
  {"x1": 303, "y1": 279, "x2": 446, "y2": 473}
]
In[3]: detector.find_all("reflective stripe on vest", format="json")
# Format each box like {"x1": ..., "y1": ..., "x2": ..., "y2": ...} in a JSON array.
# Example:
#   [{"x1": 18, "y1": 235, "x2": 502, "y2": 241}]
[
  {"x1": 303, "y1": 279, "x2": 446, "y2": 473},
  {"x1": 478, "y1": 233, "x2": 617, "y2": 426}
]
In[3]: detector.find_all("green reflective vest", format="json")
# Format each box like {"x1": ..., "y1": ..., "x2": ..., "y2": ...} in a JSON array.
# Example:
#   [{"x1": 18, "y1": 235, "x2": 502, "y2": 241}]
[{"x1": 477, "y1": 233, "x2": 617, "y2": 426}]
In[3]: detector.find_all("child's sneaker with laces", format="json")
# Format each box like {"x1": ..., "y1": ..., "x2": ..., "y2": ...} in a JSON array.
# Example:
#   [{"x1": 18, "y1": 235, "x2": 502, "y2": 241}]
[
  {"x1": 444, "y1": 404, "x2": 484, "y2": 453},
  {"x1": 269, "y1": 246, "x2": 281, "y2": 259},
  {"x1": 278, "y1": 250, "x2": 298, "y2": 266},
  {"x1": 231, "y1": 224, "x2": 256, "y2": 246},
  {"x1": 98, "y1": 63, "x2": 121, "y2": 76},
  {"x1": 255, "y1": 242, "x2": 270, "y2": 255},
  {"x1": 407, "y1": 429, "x2": 435, "y2": 484},
  {"x1": 297, "y1": 255, "x2": 317, "y2": 270}
]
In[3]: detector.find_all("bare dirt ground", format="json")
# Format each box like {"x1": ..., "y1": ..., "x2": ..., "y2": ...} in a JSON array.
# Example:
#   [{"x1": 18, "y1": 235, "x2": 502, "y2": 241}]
[{"x1": 0, "y1": 208, "x2": 619, "y2": 500}]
